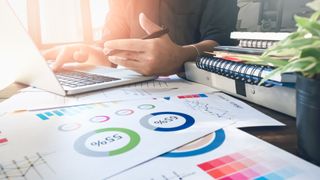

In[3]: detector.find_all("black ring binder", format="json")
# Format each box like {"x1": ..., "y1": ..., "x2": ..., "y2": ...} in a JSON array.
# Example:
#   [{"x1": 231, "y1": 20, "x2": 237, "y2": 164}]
[{"x1": 195, "y1": 55, "x2": 284, "y2": 87}]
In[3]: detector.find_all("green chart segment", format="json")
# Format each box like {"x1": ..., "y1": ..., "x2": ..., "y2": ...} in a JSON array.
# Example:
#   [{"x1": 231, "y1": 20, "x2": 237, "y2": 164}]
[{"x1": 74, "y1": 128, "x2": 140, "y2": 157}]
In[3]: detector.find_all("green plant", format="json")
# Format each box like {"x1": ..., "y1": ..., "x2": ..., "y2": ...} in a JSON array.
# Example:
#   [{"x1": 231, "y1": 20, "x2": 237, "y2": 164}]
[{"x1": 239, "y1": 0, "x2": 320, "y2": 83}]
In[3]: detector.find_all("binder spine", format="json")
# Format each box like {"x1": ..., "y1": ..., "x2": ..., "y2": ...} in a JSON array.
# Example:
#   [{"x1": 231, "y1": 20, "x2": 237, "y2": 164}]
[{"x1": 196, "y1": 56, "x2": 274, "y2": 87}]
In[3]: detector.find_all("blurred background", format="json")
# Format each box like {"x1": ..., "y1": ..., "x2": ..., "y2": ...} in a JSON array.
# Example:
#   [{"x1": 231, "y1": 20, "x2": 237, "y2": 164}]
[
  {"x1": 0, "y1": 0, "x2": 313, "y2": 90},
  {"x1": 237, "y1": 0, "x2": 312, "y2": 32}
]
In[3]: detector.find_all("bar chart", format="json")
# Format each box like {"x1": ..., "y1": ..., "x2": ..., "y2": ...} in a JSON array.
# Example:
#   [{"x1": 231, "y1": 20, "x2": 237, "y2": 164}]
[
  {"x1": 35, "y1": 103, "x2": 108, "y2": 121},
  {"x1": 177, "y1": 94, "x2": 208, "y2": 99}
]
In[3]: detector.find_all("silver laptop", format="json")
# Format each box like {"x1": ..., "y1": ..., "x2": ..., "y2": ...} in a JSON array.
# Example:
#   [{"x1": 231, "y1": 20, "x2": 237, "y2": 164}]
[{"x1": 0, "y1": 0, "x2": 156, "y2": 96}]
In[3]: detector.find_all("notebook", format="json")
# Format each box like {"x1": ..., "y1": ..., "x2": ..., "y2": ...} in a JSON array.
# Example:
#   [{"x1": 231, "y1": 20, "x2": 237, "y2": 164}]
[
  {"x1": 196, "y1": 55, "x2": 296, "y2": 87},
  {"x1": 0, "y1": 0, "x2": 156, "y2": 96},
  {"x1": 185, "y1": 61, "x2": 296, "y2": 117},
  {"x1": 230, "y1": 32, "x2": 291, "y2": 49},
  {"x1": 213, "y1": 46, "x2": 265, "y2": 55}
]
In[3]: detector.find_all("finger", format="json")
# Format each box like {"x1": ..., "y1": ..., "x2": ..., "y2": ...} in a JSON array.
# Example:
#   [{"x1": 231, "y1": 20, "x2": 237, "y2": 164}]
[
  {"x1": 73, "y1": 47, "x2": 89, "y2": 63},
  {"x1": 106, "y1": 51, "x2": 144, "y2": 62},
  {"x1": 41, "y1": 46, "x2": 61, "y2": 60},
  {"x1": 104, "y1": 39, "x2": 147, "y2": 52},
  {"x1": 108, "y1": 56, "x2": 141, "y2": 69},
  {"x1": 139, "y1": 13, "x2": 162, "y2": 35},
  {"x1": 52, "y1": 48, "x2": 73, "y2": 71}
]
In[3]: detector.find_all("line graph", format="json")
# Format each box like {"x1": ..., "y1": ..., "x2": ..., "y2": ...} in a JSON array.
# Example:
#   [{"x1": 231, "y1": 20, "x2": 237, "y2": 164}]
[
  {"x1": 150, "y1": 170, "x2": 197, "y2": 180},
  {"x1": 0, "y1": 152, "x2": 55, "y2": 180},
  {"x1": 184, "y1": 99, "x2": 233, "y2": 120},
  {"x1": 128, "y1": 80, "x2": 169, "y2": 88}
]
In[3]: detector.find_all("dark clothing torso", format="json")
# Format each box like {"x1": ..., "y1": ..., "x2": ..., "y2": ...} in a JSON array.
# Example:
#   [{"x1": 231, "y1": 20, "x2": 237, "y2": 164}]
[{"x1": 102, "y1": 0, "x2": 239, "y2": 46}]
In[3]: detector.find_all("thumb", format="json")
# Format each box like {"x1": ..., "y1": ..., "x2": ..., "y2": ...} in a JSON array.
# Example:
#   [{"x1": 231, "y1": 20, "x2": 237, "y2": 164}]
[{"x1": 139, "y1": 13, "x2": 162, "y2": 35}]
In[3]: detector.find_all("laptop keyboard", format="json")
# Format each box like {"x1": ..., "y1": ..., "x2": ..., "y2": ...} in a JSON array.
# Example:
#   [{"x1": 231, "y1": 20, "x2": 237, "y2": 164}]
[{"x1": 55, "y1": 71, "x2": 120, "y2": 88}]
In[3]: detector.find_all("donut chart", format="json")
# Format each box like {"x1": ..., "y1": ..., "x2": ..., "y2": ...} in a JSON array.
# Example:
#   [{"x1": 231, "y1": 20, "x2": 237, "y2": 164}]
[
  {"x1": 89, "y1": 116, "x2": 110, "y2": 123},
  {"x1": 140, "y1": 112, "x2": 195, "y2": 132},
  {"x1": 58, "y1": 123, "x2": 81, "y2": 132},
  {"x1": 74, "y1": 128, "x2": 140, "y2": 157},
  {"x1": 115, "y1": 109, "x2": 134, "y2": 116},
  {"x1": 162, "y1": 129, "x2": 225, "y2": 157},
  {"x1": 138, "y1": 104, "x2": 156, "y2": 110}
]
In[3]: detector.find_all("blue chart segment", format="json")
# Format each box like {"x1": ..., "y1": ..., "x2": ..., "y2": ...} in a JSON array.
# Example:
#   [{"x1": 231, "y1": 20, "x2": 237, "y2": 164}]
[
  {"x1": 162, "y1": 129, "x2": 225, "y2": 158},
  {"x1": 140, "y1": 112, "x2": 195, "y2": 132},
  {"x1": 35, "y1": 103, "x2": 108, "y2": 121}
]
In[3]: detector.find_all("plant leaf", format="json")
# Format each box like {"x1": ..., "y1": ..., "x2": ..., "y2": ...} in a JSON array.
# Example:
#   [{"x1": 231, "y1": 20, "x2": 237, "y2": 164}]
[
  {"x1": 234, "y1": 55, "x2": 289, "y2": 67},
  {"x1": 295, "y1": 15, "x2": 320, "y2": 36},
  {"x1": 310, "y1": 11, "x2": 320, "y2": 21},
  {"x1": 281, "y1": 57, "x2": 317, "y2": 74},
  {"x1": 264, "y1": 36, "x2": 320, "y2": 57},
  {"x1": 305, "y1": 62, "x2": 320, "y2": 78},
  {"x1": 258, "y1": 67, "x2": 283, "y2": 85},
  {"x1": 300, "y1": 47, "x2": 320, "y2": 58},
  {"x1": 238, "y1": 1, "x2": 320, "y2": 79},
  {"x1": 264, "y1": 31, "x2": 303, "y2": 55},
  {"x1": 258, "y1": 57, "x2": 318, "y2": 84}
]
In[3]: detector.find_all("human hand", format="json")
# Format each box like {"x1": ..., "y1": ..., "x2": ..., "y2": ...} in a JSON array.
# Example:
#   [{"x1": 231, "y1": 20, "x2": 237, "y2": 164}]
[
  {"x1": 42, "y1": 43, "x2": 110, "y2": 71},
  {"x1": 103, "y1": 13, "x2": 188, "y2": 76}
]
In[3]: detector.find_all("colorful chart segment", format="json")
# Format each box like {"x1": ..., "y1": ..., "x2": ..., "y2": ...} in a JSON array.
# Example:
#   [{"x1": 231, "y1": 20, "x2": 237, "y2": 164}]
[
  {"x1": 89, "y1": 116, "x2": 110, "y2": 123},
  {"x1": 58, "y1": 123, "x2": 82, "y2": 132},
  {"x1": 0, "y1": 131, "x2": 8, "y2": 145},
  {"x1": 162, "y1": 129, "x2": 225, "y2": 158},
  {"x1": 164, "y1": 94, "x2": 208, "y2": 100},
  {"x1": 140, "y1": 112, "x2": 195, "y2": 132},
  {"x1": 74, "y1": 128, "x2": 140, "y2": 157},
  {"x1": 197, "y1": 151, "x2": 299, "y2": 180},
  {"x1": 0, "y1": 137, "x2": 8, "y2": 144},
  {"x1": 35, "y1": 103, "x2": 108, "y2": 121},
  {"x1": 177, "y1": 94, "x2": 208, "y2": 99}
]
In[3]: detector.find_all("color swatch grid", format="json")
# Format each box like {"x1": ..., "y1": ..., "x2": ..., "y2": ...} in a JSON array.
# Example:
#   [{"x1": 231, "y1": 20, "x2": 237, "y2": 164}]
[
  {"x1": 35, "y1": 103, "x2": 108, "y2": 121},
  {"x1": 177, "y1": 94, "x2": 208, "y2": 99},
  {"x1": 197, "y1": 150, "x2": 299, "y2": 180}
]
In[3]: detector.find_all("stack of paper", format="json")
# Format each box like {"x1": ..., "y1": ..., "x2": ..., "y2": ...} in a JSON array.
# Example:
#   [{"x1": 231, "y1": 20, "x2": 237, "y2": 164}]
[{"x1": 0, "y1": 76, "x2": 319, "y2": 179}]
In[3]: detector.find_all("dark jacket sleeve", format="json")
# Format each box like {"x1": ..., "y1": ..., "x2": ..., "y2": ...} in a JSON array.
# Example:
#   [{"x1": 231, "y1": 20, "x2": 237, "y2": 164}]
[
  {"x1": 101, "y1": 0, "x2": 130, "y2": 42},
  {"x1": 200, "y1": 0, "x2": 239, "y2": 46}
]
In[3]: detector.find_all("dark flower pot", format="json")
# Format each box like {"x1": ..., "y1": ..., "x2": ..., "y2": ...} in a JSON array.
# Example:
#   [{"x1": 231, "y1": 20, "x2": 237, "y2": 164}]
[{"x1": 296, "y1": 74, "x2": 320, "y2": 166}]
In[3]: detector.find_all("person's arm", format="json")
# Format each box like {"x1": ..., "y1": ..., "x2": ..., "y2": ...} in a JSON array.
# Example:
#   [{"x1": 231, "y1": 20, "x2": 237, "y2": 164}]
[
  {"x1": 103, "y1": 1, "x2": 239, "y2": 76},
  {"x1": 199, "y1": 0, "x2": 239, "y2": 47},
  {"x1": 103, "y1": 13, "x2": 215, "y2": 76},
  {"x1": 176, "y1": 0, "x2": 239, "y2": 78},
  {"x1": 43, "y1": 0, "x2": 129, "y2": 71},
  {"x1": 176, "y1": 0, "x2": 239, "y2": 73},
  {"x1": 101, "y1": 0, "x2": 130, "y2": 42}
]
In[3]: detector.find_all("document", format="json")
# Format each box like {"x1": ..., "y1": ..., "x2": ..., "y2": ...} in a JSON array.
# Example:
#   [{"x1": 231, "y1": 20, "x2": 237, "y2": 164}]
[
  {"x1": 164, "y1": 92, "x2": 284, "y2": 128},
  {"x1": 0, "y1": 75, "x2": 216, "y2": 115},
  {"x1": 0, "y1": 98, "x2": 231, "y2": 179},
  {"x1": 111, "y1": 127, "x2": 320, "y2": 180}
]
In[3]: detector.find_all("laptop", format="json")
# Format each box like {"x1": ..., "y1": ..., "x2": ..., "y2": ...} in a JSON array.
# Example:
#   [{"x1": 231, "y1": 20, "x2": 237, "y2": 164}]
[{"x1": 0, "y1": 0, "x2": 156, "y2": 96}]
